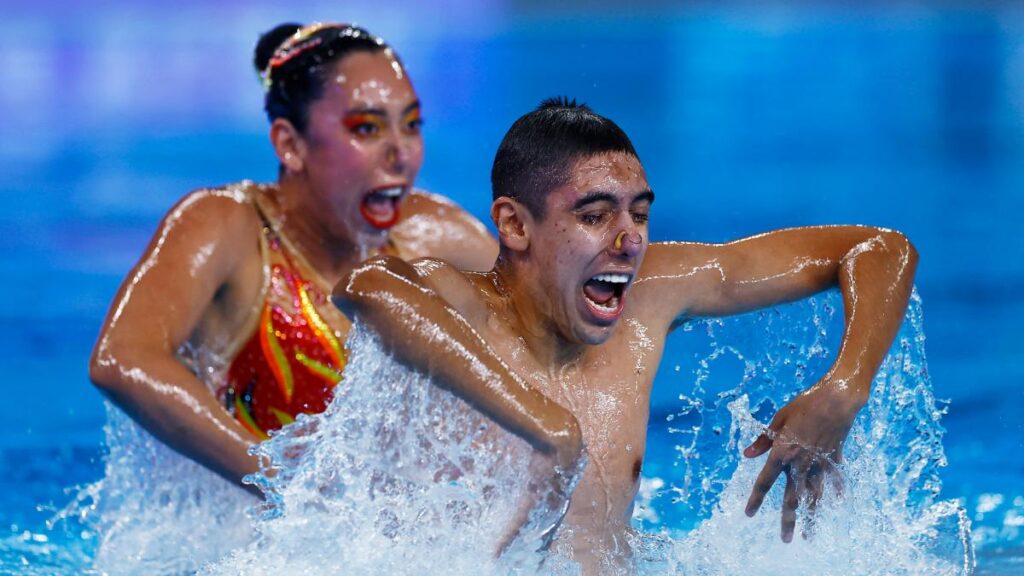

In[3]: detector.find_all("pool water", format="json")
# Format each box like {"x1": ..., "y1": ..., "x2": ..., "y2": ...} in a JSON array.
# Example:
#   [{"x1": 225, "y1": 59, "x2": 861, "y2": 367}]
[
  {"x1": 0, "y1": 294, "x2": 1000, "y2": 574},
  {"x1": 2, "y1": 2, "x2": 1022, "y2": 574}
]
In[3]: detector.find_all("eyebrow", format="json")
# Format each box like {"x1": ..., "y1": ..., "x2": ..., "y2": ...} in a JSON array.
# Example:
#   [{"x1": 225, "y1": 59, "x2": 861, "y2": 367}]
[
  {"x1": 571, "y1": 188, "x2": 655, "y2": 211},
  {"x1": 633, "y1": 189, "x2": 655, "y2": 205},
  {"x1": 572, "y1": 191, "x2": 618, "y2": 211},
  {"x1": 345, "y1": 100, "x2": 421, "y2": 117}
]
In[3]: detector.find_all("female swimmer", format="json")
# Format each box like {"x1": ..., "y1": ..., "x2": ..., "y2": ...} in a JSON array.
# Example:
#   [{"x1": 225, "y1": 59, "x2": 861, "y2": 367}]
[{"x1": 88, "y1": 23, "x2": 498, "y2": 495}]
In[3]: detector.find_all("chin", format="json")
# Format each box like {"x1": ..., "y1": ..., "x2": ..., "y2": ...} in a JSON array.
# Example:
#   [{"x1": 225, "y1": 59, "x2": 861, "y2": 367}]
[
  {"x1": 353, "y1": 227, "x2": 391, "y2": 250},
  {"x1": 573, "y1": 323, "x2": 616, "y2": 346},
  {"x1": 570, "y1": 297, "x2": 624, "y2": 346}
]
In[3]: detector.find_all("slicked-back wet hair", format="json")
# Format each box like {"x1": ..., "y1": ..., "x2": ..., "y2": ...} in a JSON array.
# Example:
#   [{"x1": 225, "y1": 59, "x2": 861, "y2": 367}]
[
  {"x1": 255, "y1": 23, "x2": 391, "y2": 134},
  {"x1": 491, "y1": 97, "x2": 640, "y2": 221}
]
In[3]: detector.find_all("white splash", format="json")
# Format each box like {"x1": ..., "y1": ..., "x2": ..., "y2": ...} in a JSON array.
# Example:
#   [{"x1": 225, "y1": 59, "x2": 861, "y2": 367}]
[
  {"x1": 6, "y1": 291, "x2": 974, "y2": 575},
  {"x1": 632, "y1": 290, "x2": 973, "y2": 575},
  {"x1": 46, "y1": 405, "x2": 257, "y2": 575},
  {"x1": 202, "y1": 324, "x2": 581, "y2": 576}
]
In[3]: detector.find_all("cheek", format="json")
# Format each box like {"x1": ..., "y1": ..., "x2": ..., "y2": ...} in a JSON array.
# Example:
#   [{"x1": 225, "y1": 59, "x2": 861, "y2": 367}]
[
  {"x1": 307, "y1": 130, "x2": 364, "y2": 170},
  {"x1": 408, "y1": 139, "x2": 425, "y2": 167},
  {"x1": 549, "y1": 226, "x2": 604, "y2": 284},
  {"x1": 333, "y1": 137, "x2": 373, "y2": 168}
]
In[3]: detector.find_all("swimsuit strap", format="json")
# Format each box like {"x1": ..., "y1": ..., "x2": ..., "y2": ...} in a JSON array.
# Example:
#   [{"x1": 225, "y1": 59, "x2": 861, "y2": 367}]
[
  {"x1": 225, "y1": 185, "x2": 350, "y2": 437},
  {"x1": 211, "y1": 182, "x2": 273, "y2": 366}
]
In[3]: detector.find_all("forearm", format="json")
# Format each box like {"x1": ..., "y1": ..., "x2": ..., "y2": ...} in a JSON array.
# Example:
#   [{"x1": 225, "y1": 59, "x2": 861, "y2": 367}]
[
  {"x1": 738, "y1": 231, "x2": 918, "y2": 533},
  {"x1": 826, "y1": 232, "x2": 918, "y2": 404},
  {"x1": 90, "y1": 349, "x2": 261, "y2": 493},
  {"x1": 337, "y1": 258, "x2": 581, "y2": 460}
]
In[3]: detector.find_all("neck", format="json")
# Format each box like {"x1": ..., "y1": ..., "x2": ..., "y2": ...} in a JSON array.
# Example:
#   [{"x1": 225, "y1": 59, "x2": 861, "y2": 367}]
[
  {"x1": 493, "y1": 255, "x2": 588, "y2": 369},
  {"x1": 269, "y1": 175, "x2": 374, "y2": 287}
]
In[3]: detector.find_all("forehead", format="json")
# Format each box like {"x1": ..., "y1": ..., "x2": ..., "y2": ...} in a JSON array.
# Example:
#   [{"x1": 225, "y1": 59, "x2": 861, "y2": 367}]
[
  {"x1": 323, "y1": 49, "x2": 415, "y2": 107},
  {"x1": 554, "y1": 152, "x2": 648, "y2": 204}
]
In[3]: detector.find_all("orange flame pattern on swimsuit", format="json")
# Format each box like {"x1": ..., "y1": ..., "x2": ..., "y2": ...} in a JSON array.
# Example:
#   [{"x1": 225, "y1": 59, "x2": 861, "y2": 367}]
[{"x1": 225, "y1": 229, "x2": 347, "y2": 439}]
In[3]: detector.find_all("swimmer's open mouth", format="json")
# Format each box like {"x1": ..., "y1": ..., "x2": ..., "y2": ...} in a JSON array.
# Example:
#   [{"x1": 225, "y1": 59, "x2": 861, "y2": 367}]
[
  {"x1": 582, "y1": 272, "x2": 632, "y2": 321},
  {"x1": 360, "y1": 185, "x2": 406, "y2": 230}
]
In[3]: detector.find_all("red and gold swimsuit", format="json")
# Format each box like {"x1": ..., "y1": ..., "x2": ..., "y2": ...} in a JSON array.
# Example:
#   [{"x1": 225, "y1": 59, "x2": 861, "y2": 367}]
[{"x1": 222, "y1": 203, "x2": 354, "y2": 439}]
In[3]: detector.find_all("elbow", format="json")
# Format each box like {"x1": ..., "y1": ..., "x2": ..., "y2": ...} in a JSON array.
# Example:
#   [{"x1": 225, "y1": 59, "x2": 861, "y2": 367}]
[
  {"x1": 89, "y1": 347, "x2": 122, "y2": 395},
  {"x1": 331, "y1": 279, "x2": 357, "y2": 318},
  {"x1": 331, "y1": 254, "x2": 403, "y2": 318},
  {"x1": 89, "y1": 340, "x2": 142, "y2": 396},
  {"x1": 880, "y1": 230, "x2": 918, "y2": 273}
]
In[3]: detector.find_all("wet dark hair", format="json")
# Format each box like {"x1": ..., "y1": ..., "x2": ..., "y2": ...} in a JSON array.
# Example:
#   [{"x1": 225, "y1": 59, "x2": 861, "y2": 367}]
[
  {"x1": 254, "y1": 23, "x2": 390, "y2": 133},
  {"x1": 491, "y1": 97, "x2": 640, "y2": 221}
]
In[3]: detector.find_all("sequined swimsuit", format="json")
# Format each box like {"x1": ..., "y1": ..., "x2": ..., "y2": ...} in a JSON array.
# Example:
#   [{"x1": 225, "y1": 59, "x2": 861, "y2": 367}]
[{"x1": 222, "y1": 201, "x2": 351, "y2": 439}]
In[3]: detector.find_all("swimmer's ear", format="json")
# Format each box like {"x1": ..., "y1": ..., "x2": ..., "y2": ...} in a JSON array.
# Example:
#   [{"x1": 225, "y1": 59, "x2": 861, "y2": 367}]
[
  {"x1": 270, "y1": 118, "x2": 306, "y2": 173},
  {"x1": 491, "y1": 197, "x2": 531, "y2": 252}
]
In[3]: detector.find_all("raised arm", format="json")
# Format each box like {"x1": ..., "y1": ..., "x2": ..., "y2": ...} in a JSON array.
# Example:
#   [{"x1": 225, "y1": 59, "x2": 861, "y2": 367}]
[
  {"x1": 637, "y1": 225, "x2": 918, "y2": 541},
  {"x1": 333, "y1": 255, "x2": 582, "y2": 470},
  {"x1": 89, "y1": 190, "x2": 263, "y2": 494},
  {"x1": 640, "y1": 226, "x2": 917, "y2": 394}
]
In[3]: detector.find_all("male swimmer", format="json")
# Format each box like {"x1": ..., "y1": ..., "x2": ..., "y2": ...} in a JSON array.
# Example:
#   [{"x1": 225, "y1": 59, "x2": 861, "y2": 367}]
[{"x1": 334, "y1": 98, "x2": 917, "y2": 571}]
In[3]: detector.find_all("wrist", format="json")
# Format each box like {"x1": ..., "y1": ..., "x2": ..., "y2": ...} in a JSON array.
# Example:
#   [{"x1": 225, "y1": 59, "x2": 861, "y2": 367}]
[{"x1": 824, "y1": 374, "x2": 871, "y2": 413}]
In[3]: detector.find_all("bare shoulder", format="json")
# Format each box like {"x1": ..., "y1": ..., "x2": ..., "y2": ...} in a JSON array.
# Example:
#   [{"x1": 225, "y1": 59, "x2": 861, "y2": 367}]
[
  {"x1": 97, "y1": 182, "x2": 266, "y2": 352},
  {"x1": 134, "y1": 181, "x2": 266, "y2": 293},
  {"x1": 635, "y1": 241, "x2": 721, "y2": 287},
  {"x1": 398, "y1": 188, "x2": 468, "y2": 219},
  {"x1": 145, "y1": 182, "x2": 265, "y2": 264},
  {"x1": 392, "y1": 189, "x2": 498, "y2": 271},
  {"x1": 162, "y1": 181, "x2": 261, "y2": 238},
  {"x1": 627, "y1": 241, "x2": 725, "y2": 329},
  {"x1": 335, "y1": 254, "x2": 491, "y2": 332},
  {"x1": 407, "y1": 256, "x2": 491, "y2": 325}
]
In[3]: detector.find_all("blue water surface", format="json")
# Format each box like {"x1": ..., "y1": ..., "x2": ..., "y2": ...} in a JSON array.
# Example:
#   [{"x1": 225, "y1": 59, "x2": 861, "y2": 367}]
[{"x1": 1, "y1": 1, "x2": 1022, "y2": 573}]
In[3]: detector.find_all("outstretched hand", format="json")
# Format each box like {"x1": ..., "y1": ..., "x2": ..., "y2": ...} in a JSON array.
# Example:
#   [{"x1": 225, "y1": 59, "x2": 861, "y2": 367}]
[{"x1": 742, "y1": 381, "x2": 864, "y2": 542}]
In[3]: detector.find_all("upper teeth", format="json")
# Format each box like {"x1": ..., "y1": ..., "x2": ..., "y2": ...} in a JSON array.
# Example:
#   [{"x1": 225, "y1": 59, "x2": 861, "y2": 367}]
[
  {"x1": 377, "y1": 187, "x2": 403, "y2": 198},
  {"x1": 593, "y1": 273, "x2": 630, "y2": 284}
]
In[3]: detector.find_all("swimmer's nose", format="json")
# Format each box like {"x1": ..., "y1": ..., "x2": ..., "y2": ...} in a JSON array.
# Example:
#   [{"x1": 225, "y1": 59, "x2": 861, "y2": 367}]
[
  {"x1": 382, "y1": 126, "x2": 415, "y2": 174},
  {"x1": 611, "y1": 228, "x2": 645, "y2": 257},
  {"x1": 383, "y1": 141, "x2": 406, "y2": 173}
]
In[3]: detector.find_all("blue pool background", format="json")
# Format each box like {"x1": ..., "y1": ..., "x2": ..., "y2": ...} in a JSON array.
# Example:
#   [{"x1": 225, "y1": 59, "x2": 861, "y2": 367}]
[{"x1": 1, "y1": 0, "x2": 1022, "y2": 573}]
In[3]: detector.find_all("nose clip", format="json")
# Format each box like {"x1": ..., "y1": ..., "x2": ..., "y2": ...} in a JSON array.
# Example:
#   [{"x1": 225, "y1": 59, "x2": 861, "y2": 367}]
[{"x1": 613, "y1": 230, "x2": 641, "y2": 251}]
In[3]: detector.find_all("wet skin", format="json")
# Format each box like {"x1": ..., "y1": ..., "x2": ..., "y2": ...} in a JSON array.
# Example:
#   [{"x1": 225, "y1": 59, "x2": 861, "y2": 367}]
[
  {"x1": 337, "y1": 151, "x2": 918, "y2": 570},
  {"x1": 89, "y1": 49, "x2": 498, "y2": 495}
]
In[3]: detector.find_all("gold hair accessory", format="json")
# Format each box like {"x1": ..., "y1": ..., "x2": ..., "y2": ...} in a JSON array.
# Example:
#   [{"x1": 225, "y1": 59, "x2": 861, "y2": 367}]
[{"x1": 260, "y1": 22, "x2": 347, "y2": 92}]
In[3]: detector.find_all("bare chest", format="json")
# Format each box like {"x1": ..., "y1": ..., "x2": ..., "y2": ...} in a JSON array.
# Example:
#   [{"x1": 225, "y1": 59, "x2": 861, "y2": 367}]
[{"x1": 479, "y1": 313, "x2": 668, "y2": 522}]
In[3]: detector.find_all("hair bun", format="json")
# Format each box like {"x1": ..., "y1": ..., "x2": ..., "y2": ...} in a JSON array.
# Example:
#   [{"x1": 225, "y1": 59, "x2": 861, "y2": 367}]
[{"x1": 254, "y1": 23, "x2": 303, "y2": 74}]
